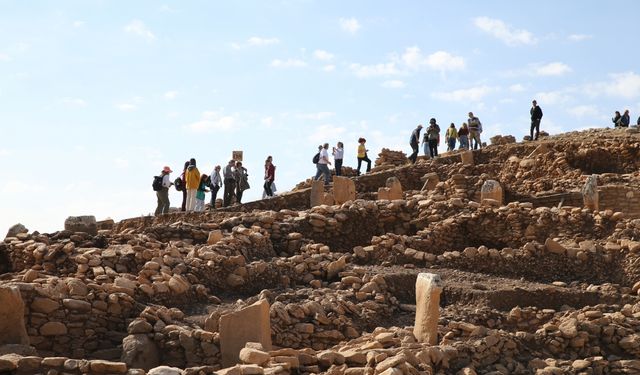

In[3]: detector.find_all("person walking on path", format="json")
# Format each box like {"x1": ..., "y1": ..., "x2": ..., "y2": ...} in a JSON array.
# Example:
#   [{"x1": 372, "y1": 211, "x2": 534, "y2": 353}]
[
  {"x1": 445, "y1": 123, "x2": 457, "y2": 151},
  {"x1": 223, "y1": 160, "x2": 236, "y2": 207},
  {"x1": 409, "y1": 124, "x2": 423, "y2": 163},
  {"x1": 209, "y1": 165, "x2": 222, "y2": 208},
  {"x1": 530, "y1": 100, "x2": 543, "y2": 140},
  {"x1": 467, "y1": 112, "x2": 482, "y2": 149},
  {"x1": 621, "y1": 110, "x2": 630, "y2": 127},
  {"x1": 264, "y1": 156, "x2": 276, "y2": 197},
  {"x1": 356, "y1": 138, "x2": 371, "y2": 176},
  {"x1": 314, "y1": 143, "x2": 332, "y2": 186},
  {"x1": 154, "y1": 166, "x2": 173, "y2": 215},
  {"x1": 180, "y1": 161, "x2": 189, "y2": 211},
  {"x1": 185, "y1": 158, "x2": 200, "y2": 212},
  {"x1": 426, "y1": 119, "x2": 440, "y2": 158},
  {"x1": 333, "y1": 142, "x2": 344, "y2": 176},
  {"x1": 195, "y1": 174, "x2": 209, "y2": 212},
  {"x1": 458, "y1": 123, "x2": 470, "y2": 150},
  {"x1": 235, "y1": 161, "x2": 249, "y2": 204}
]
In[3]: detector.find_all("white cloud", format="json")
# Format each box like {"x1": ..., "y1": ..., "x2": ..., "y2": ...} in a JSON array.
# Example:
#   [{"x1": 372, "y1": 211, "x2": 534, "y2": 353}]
[
  {"x1": 298, "y1": 112, "x2": 336, "y2": 120},
  {"x1": 0, "y1": 149, "x2": 10, "y2": 157},
  {"x1": 382, "y1": 80, "x2": 405, "y2": 89},
  {"x1": 261, "y1": 117, "x2": 274, "y2": 127},
  {"x1": 116, "y1": 103, "x2": 137, "y2": 112},
  {"x1": 586, "y1": 72, "x2": 640, "y2": 99},
  {"x1": 568, "y1": 34, "x2": 592, "y2": 42},
  {"x1": 124, "y1": 20, "x2": 156, "y2": 41},
  {"x1": 474, "y1": 16, "x2": 537, "y2": 46},
  {"x1": 534, "y1": 62, "x2": 572, "y2": 76},
  {"x1": 270, "y1": 59, "x2": 307, "y2": 68},
  {"x1": 313, "y1": 50, "x2": 334, "y2": 61},
  {"x1": 186, "y1": 111, "x2": 239, "y2": 133},
  {"x1": 114, "y1": 158, "x2": 129, "y2": 168},
  {"x1": 2, "y1": 180, "x2": 44, "y2": 194},
  {"x1": 247, "y1": 36, "x2": 280, "y2": 46},
  {"x1": 509, "y1": 84, "x2": 525, "y2": 92},
  {"x1": 323, "y1": 64, "x2": 336, "y2": 72},
  {"x1": 349, "y1": 62, "x2": 401, "y2": 78},
  {"x1": 309, "y1": 124, "x2": 346, "y2": 142},
  {"x1": 401, "y1": 47, "x2": 465, "y2": 72},
  {"x1": 164, "y1": 91, "x2": 178, "y2": 100},
  {"x1": 61, "y1": 97, "x2": 87, "y2": 107},
  {"x1": 534, "y1": 90, "x2": 573, "y2": 105},
  {"x1": 0, "y1": 53, "x2": 10, "y2": 62},
  {"x1": 567, "y1": 105, "x2": 599, "y2": 118},
  {"x1": 432, "y1": 85, "x2": 494, "y2": 102},
  {"x1": 339, "y1": 17, "x2": 361, "y2": 34},
  {"x1": 72, "y1": 21, "x2": 85, "y2": 28}
]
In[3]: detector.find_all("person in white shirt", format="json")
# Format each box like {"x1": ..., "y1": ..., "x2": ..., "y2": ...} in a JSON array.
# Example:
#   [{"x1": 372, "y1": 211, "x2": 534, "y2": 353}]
[
  {"x1": 314, "y1": 143, "x2": 332, "y2": 186},
  {"x1": 332, "y1": 142, "x2": 344, "y2": 176},
  {"x1": 209, "y1": 165, "x2": 222, "y2": 208},
  {"x1": 155, "y1": 166, "x2": 173, "y2": 215}
]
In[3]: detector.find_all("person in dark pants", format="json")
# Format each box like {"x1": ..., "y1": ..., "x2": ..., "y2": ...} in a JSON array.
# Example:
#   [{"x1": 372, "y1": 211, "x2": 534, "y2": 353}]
[
  {"x1": 222, "y1": 160, "x2": 236, "y2": 207},
  {"x1": 408, "y1": 124, "x2": 423, "y2": 163},
  {"x1": 332, "y1": 142, "x2": 344, "y2": 176},
  {"x1": 263, "y1": 156, "x2": 275, "y2": 197},
  {"x1": 356, "y1": 138, "x2": 371, "y2": 175},
  {"x1": 530, "y1": 100, "x2": 543, "y2": 140},
  {"x1": 180, "y1": 161, "x2": 189, "y2": 211},
  {"x1": 155, "y1": 166, "x2": 173, "y2": 215},
  {"x1": 425, "y1": 119, "x2": 440, "y2": 158},
  {"x1": 209, "y1": 165, "x2": 222, "y2": 208},
  {"x1": 235, "y1": 161, "x2": 249, "y2": 203}
]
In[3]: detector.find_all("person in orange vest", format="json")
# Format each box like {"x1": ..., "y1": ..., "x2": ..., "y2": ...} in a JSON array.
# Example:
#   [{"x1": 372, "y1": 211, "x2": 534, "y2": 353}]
[{"x1": 185, "y1": 158, "x2": 201, "y2": 212}]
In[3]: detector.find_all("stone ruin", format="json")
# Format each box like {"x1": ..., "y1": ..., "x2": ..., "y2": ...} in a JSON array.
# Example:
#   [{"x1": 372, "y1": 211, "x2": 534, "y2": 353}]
[{"x1": 1, "y1": 128, "x2": 640, "y2": 374}]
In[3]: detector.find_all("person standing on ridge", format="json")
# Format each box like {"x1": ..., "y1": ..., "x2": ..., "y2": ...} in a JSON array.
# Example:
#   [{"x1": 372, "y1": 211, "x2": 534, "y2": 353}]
[
  {"x1": 426, "y1": 119, "x2": 440, "y2": 158},
  {"x1": 467, "y1": 112, "x2": 482, "y2": 149},
  {"x1": 458, "y1": 123, "x2": 469, "y2": 150},
  {"x1": 333, "y1": 142, "x2": 344, "y2": 176},
  {"x1": 179, "y1": 161, "x2": 189, "y2": 211},
  {"x1": 195, "y1": 174, "x2": 209, "y2": 212},
  {"x1": 612, "y1": 111, "x2": 622, "y2": 127},
  {"x1": 356, "y1": 138, "x2": 371, "y2": 175},
  {"x1": 530, "y1": 100, "x2": 543, "y2": 140},
  {"x1": 185, "y1": 158, "x2": 200, "y2": 212},
  {"x1": 209, "y1": 165, "x2": 222, "y2": 208},
  {"x1": 223, "y1": 160, "x2": 236, "y2": 207},
  {"x1": 445, "y1": 123, "x2": 457, "y2": 151},
  {"x1": 235, "y1": 161, "x2": 249, "y2": 204},
  {"x1": 409, "y1": 124, "x2": 423, "y2": 163},
  {"x1": 264, "y1": 156, "x2": 276, "y2": 198},
  {"x1": 314, "y1": 143, "x2": 332, "y2": 186},
  {"x1": 154, "y1": 166, "x2": 173, "y2": 215},
  {"x1": 621, "y1": 110, "x2": 630, "y2": 128}
]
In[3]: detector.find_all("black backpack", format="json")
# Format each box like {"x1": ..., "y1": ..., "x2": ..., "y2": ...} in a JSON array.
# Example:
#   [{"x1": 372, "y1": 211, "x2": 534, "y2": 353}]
[
  {"x1": 152, "y1": 176, "x2": 163, "y2": 191},
  {"x1": 174, "y1": 177, "x2": 184, "y2": 192},
  {"x1": 312, "y1": 152, "x2": 320, "y2": 164}
]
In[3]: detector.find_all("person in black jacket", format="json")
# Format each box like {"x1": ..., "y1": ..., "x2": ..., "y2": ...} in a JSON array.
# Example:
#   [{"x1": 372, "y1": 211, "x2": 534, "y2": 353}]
[
  {"x1": 530, "y1": 100, "x2": 543, "y2": 140},
  {"x1": 612, "y1": 111, "x2": 622, "y2": 127},
  {"x1": 408, "y1": 124, "x2": 423, "y2": 163},
  {"x1": 621, "y1": 110, "x2": 630, "y2": 127}
]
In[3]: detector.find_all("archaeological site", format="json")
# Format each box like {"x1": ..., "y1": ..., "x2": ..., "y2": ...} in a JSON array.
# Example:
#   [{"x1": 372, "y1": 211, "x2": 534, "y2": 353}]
[{"x1": 3, "y1": 128, "x2": 640, "y2": 375}]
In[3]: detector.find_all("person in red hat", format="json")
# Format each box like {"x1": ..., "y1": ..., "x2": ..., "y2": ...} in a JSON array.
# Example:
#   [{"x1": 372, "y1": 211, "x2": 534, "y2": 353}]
[{"x1": 155, "y1": 166, "x2": 173, "y2": 215}]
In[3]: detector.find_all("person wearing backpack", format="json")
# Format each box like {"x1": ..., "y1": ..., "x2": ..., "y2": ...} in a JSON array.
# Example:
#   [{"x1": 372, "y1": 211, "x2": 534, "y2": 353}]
[
  {"x1": 314, "y1": 143, "x2": 332, "y2": 186},
  {"x1": 154, "y1": 166, "x2": 173, "y2": 216},
  {"x1": 409, "y1": 124, "x2": 423, "y2": 163},
  {"x1": 356, "y1": 138, "x2": 371, "y2": 176},
  {"x1": 426, "y1": 119, "x2": 440, "y2": 158},
  {"x1": 185, "y1": 158, "x2": 201, "y2": 212},
  {"x1": 467, "y1": 112, "x2": 482, "y2": 149},
  {"x1": 209, "y1": 165, "x2": 222, "y2": 208}
]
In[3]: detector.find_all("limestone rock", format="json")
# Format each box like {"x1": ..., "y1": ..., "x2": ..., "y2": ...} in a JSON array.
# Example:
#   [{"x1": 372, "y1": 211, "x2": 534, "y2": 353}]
[
  {"x1": 5, "y1": 223, "x2": 27, "y2": 239},
  {"x1": 220, "y1": 299, "x2": 272, "y2": 366},
  {"x1": 64, "y1": 215, "x2": 97, "y2": 235},
  {"x1": 121, "y1": 334, "x2": 160, "y2": 371},
  {"x1": 414, "y1": 273, "x2": 443, "y2": 345},
  {"x1": 0, "y1": 286, "x2": 29, "y2": 345}
]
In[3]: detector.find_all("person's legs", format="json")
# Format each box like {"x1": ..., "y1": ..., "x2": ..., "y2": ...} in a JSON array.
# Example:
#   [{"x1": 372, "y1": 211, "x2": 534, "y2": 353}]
[
  {"x1": 181, "y1": 189, "x2": 187, "y2": 211},
  {"x1": 264, "y1": 180, "x2": 273, "y2": 197},
  {"x1": 429, "y1": 140, "x2": 438, "y2": 157},
  {"x1": 530, "y1": 121, "x2": 535, "y2": 140},
  {"x1": 423, "y1": 142, "x2": 430, "y2": 156},
  {"x1": 448, "y1": 138, "x2": 455, "y2": 151},
  {"x1": 160, "y1": 188, "x2": 170, "y2": 214},
  {"x1": 210, "y1": 186, "x2": 219, "y2": 207},
  {"x1": 223, "y1": 180, "x2": 234, "y2": 207},
  {"x1": 335, "y1": 159, "x2": 342, "y2": 176},
  {"x1": 314, "y1": 165, "x2": 323, "y2": 180},
  {"x1": 195, "y1": 199, "x2": 203, "y2": 212},
  {"x1": 186, "y1": 189, "x2": 195, "y2": 211},
  {"x1": 365, "y1": 156, "x2": 371, "y2": 172},
  {"x1": 318, "y1": 164, "x2": 331, "y2": 185},
  {"x1": 534, "y1": 120, "x2": 540, "y2": 140},
  {"x1": 409, "y1": 145, "x2": 418, "y2": 163},
  {"x1": 155, "y1": 191, "x2": 163, "y2": 216},
  {"x1": 236, "y1": 188, "x2": 243, "y2": 204},
  {"x1": 357, "y1": 158, "x2": 363, "y2": 175}
]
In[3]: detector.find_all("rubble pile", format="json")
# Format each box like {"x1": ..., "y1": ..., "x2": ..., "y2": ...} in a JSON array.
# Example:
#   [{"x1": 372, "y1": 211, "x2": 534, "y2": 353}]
[{"x1": 2, "y1": 128, "x2": 640, "y2": 374}]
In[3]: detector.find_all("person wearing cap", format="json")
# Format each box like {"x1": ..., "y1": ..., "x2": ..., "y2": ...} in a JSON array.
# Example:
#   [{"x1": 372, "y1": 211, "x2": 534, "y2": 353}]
[
  {"x1": 409, "y1": 124, "x2": 423, "y2": 163},
  {"x1": 530, "y1": 100, "x2": 543, "y2": 140},
  {"x1": 155, "y1": 166, "x2": 173, "y2": 215}
]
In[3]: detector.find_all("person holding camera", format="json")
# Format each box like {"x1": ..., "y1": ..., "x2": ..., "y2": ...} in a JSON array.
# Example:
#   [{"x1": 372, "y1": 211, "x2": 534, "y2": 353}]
[{"x1": 333, "y1": 142, "x2": 344, "y2": 176}]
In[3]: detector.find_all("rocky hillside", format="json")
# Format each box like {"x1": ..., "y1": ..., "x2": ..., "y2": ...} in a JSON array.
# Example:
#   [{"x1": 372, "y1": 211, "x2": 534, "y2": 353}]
[{"x1": 1, "y1": 128, "x2": 640, "y2": 375}]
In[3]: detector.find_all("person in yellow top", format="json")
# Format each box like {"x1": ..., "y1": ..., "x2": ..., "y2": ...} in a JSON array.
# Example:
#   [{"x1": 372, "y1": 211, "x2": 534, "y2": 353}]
[
  {"x1": 357, "y1": 137, "x2": 371, "y2": 176},
  {"x1": 445, "y1": 123, "x2": 458, "y2": 151},
  {"x1": 184, "y1": 158, "x2": 201, "y2": 212}
]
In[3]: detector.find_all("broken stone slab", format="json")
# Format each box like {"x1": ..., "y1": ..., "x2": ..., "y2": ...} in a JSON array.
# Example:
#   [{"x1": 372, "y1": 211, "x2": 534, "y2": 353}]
[
  {"x1": 333, "y1": 176, "x2": 356, "y2": 205},
  {"x1": 121, "y1": 334, "x2": 160, "y2": 371},
  {"x1": 378, "y1": 177, "x2": 403, "y2": 200},
  {"x1": 5, "y1": 223, "x2": 27, "y2": 239},
  {"x1": 420, "y1": 173, "x2": 440, "y2": 191},
  {"x1": 480, "y1": 180, "x2": 503, "y2": 206},
  {"x1": 581, "y1": 174, "x2": 599, "y2": 211},
  {"x1": 207, "y1": 230, "x2": 223, "y2": 245},
  {"x1": 460, "y1": 150, "x2": 473, "y2": 166},
  {"x1": 0, "y1": 286, "x2": 29, "y2": 346},
  {"x1": 64, "y1": 215, "x2": 97, "y2": 235},
  {"x1": 310, "y1": 180, "x2": 326, "y2": 208},
  {"x1": 545, "y1": 238, "x2": 567, "y2": 255},
  {"x1": 413, "y1": 273, "x2": 443, "y2": 345},
  {"x1": 220, "y1": 299, "x2": 272, "y2": 367}
]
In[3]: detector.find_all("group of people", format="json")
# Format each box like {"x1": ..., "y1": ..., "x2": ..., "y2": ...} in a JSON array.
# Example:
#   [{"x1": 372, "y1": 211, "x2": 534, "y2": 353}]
[
  {"x1": 612, "y1": 109, "x2": 636, "y2": 128},
  {"x1": 153, "y1": 156, "x2": 276, "y2": 215},
  {"x1": 311, "y1": 139, "x2": 373, "y2": 186}
]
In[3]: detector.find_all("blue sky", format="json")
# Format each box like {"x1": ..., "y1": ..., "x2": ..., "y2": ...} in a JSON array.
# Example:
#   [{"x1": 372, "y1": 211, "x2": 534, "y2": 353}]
[{"x1": 2, "y1": 0, "x2": 640, "y2": 234}]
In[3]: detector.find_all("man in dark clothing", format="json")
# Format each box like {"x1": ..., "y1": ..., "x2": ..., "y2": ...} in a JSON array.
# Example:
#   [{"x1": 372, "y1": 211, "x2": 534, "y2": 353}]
[
  {"x1": 409, "y1": 124, "x2": 423, "y2": 163},
  {"x1": 222, "y1": 160, "x2": 236, "y2": 207},
  {"x1": 621, "y1": 110, "x2": 630, "y2": 127},
  {"x1": 530, "y1": 100, "x2": 543, "y2": 140}
]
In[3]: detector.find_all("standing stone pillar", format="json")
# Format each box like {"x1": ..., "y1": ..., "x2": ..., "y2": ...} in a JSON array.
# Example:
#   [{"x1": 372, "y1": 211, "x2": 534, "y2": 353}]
[
  {"x1": 460, "y1": 150, "x2": 474, "y2": 166},
  {"x1": 480, "y1": 180, "x2": 503, "y2": 206},
  {"x1": 310, "y1": 180, "x2": 325, "y2": 207},
  {"x1": 582, "y1": 174, "x2": 599, "y2": 211},
  {"x1": 0, "y1": 285, "x2": 30, "y2": 345},
  {"x1": 219, "y1": 299, "x2": 272, "y2": 366},
  {"x1": 378, "y1": 177, "x2": 403, "y2": 200},
  {"x1": 333, "y1": 176, "x2": 356, "y2": 205},
  {"x1": 421, "y1": 173, "x2": 440, "y2": 191},
  {"x1": 413, "y1": 273, "x2": 443, "y2": 345}
]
